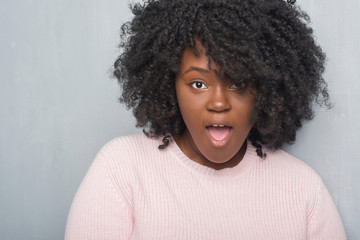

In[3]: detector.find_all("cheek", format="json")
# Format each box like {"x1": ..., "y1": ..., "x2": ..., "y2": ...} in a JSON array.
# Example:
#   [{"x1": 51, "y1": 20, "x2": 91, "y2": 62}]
[
  {"x1": 177, "y1": 88, "x2": 204, "y2": 117},
  {"x1": 240, "y1": 106, "x2": 254, "y2": 123},
  {"x1": 178, "y1": 98, "x2": 200, "y2": 127},
  {"x1": 176, "y1": 93, "x2": 207, "y2": 133},
  {"x1": 233, "y1": 96, "x2": 256, "y2": 120}
]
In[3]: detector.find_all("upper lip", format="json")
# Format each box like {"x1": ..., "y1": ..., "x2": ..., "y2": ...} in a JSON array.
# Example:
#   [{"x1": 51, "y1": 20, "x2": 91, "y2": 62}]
[{"x1": 205, "y1": 120, "x2": 232, "y2": 128}]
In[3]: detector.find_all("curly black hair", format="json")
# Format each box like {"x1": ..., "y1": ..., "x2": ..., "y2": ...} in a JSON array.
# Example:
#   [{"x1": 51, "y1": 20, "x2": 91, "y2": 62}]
[{"x1": 113, "y1": 0, "x2": 329, "y2": 157}]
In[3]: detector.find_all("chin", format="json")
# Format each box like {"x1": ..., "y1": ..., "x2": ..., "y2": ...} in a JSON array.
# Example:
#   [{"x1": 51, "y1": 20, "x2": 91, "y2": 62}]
[{"x1": 204, "y1": 152, "x2": 236, "y2": 164}]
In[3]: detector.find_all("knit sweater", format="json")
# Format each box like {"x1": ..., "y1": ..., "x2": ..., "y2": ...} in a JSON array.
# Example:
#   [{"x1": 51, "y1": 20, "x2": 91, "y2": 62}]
[{"x1": 65, "y1": 133, "x2": 346, "y2": 240}]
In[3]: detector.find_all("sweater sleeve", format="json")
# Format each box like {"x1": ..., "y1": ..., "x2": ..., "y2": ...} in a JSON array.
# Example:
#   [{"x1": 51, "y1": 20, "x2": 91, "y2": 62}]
[
  {"x1": 306, "y1": 176, "x2": 346, "y2": 240},
  {"x1": 65, "y1": 145, "x2": 134, "y2": 240}
]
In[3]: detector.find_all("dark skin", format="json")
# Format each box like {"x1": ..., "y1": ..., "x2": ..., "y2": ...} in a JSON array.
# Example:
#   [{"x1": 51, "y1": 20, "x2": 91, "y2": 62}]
[{"x1": 174, "y1": 42, "x2": 256, "y2": 170}]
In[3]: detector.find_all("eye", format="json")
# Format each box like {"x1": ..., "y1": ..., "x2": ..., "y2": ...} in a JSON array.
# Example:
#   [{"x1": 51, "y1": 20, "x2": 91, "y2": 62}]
[
  {"x1": 189, "y1": 81, "x2": 207, "y2": 89},
  {"x1": 229, "y1": 83, "x2": 249, "y2": 93},
  {"x1": 230, "y1": 83, "x2": 240, "y2": 89}
]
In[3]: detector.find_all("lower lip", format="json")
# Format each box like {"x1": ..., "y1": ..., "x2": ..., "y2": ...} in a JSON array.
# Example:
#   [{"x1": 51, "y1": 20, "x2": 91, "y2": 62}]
[{"x1": 206, "y1": 127, "x2": 232, "y2": 147}]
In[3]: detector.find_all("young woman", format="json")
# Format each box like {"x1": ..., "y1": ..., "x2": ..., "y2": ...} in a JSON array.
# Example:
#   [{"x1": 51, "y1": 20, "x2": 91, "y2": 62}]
[{"x1": 65, "y1": 0, "x2": 346, "y2": 239}]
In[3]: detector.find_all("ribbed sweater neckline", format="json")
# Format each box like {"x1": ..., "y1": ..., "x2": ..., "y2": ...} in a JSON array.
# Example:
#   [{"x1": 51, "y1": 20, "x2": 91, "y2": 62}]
[{"x1": 167, "y1": 137, "x2": 259, "y2": 178}]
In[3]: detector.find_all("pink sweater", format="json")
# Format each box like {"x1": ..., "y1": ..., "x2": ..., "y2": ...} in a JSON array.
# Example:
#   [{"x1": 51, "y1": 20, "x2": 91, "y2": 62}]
[{"x1": 65, "y1": 133, "x2": 346, "y2": 239}]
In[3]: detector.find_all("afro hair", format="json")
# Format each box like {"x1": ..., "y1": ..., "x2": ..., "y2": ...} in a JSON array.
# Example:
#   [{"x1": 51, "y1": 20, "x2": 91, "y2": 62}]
[{"x1": 113, "y1": 0, "x2": 329, "y2": 157}]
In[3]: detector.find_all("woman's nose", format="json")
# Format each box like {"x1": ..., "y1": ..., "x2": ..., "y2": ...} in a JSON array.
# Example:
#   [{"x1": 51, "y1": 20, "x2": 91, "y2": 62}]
[{"x1": 206, "y1": 87, "x2": 231, "y2": 113}]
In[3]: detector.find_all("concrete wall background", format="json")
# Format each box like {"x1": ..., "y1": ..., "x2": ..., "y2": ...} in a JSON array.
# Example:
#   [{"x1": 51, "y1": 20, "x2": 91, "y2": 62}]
[{"x1": 0, "y1": 0, "x2": 359, "y2": 239}]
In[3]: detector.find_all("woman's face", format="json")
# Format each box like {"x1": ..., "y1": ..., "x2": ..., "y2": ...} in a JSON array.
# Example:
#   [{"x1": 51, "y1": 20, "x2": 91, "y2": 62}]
[{"x1": 175, "y1": 43, "x2": 256, "y2": 169}]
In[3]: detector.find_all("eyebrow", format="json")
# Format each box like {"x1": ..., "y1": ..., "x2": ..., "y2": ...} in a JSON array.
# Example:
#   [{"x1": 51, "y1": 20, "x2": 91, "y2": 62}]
[{"x1": 183, "y1": 67, "x2": 209, "y2": 74}]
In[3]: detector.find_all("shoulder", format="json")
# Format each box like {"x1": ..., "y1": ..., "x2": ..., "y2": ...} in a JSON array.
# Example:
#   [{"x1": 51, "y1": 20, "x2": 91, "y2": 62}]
[
  {"x1": 98, "y1": 132, "x2": 162, "y2": 158},
  {"x1": 258, "y1": 148, "x2": 323, "y2": 190},
  {"x1": 90, "y1": 132, "x2": 166, "y2": 184},
  {"x1": 252, "y1": 148, "x2": 328, "y2": 205},
  {"x1": 265, "y1": 149, "x2": 320, "y2": 176},
  {"x1": 90, "y1": 133, "x2": 163, "y2": 173}
]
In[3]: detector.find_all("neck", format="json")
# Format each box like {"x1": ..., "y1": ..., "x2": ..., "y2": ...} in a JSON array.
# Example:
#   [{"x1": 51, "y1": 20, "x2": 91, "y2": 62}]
[{"x1": 174, "y1": 130, "x2": 247, "y2": 170}]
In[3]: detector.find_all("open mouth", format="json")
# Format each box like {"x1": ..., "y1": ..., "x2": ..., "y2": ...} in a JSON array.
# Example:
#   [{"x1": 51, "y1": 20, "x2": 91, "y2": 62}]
[{"x1": 206, "y1": 124, "x2": 232, "y2": 142}]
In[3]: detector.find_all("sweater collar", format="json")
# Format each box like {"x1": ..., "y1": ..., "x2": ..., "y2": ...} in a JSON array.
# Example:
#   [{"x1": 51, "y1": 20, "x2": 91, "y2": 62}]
[{"x1": 167, "y1": 137, "x2": 259, "y2": 178}]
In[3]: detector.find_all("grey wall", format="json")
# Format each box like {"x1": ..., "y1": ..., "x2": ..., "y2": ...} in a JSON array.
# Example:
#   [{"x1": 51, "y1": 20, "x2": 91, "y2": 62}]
[{"x1": 0, "y1": 0, "x2": 359, "y2": 239}]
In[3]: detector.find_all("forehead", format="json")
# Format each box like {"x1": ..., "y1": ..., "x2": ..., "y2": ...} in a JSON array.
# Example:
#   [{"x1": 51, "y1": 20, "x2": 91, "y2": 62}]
[{"x1": 178, "y1": 41, "x2": 222, "y2": 74}]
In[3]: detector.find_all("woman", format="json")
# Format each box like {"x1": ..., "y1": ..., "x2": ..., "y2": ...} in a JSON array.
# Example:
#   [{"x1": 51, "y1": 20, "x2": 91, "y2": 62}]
[{"x1": 65, "y1": 0, "x2": 346, "y2": 239}]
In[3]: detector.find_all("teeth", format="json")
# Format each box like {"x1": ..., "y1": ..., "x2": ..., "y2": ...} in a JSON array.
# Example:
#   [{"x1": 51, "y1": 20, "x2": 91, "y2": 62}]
[{"x1": 212, "y1": 124, "x2": 225, "y2": 127}]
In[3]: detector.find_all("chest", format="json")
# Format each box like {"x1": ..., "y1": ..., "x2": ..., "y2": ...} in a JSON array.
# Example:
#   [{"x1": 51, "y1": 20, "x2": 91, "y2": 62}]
[{"x1": 130, "y1": 172, "x2": 308, "y2": 239}]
